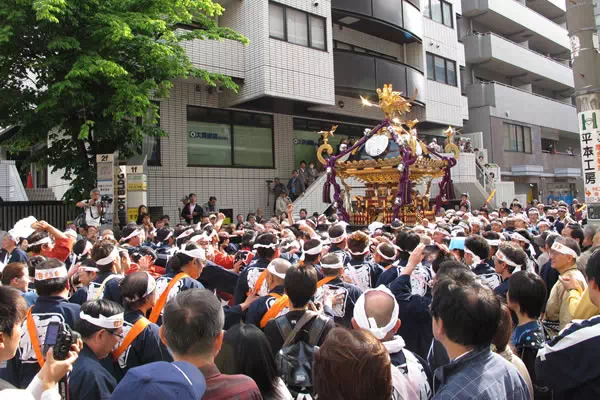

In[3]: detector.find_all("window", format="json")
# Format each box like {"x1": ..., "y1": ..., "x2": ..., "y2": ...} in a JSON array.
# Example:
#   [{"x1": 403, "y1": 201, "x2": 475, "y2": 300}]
[
  {"x1": 268, "y1": 2, "x2": 327, "y2": 50},
  {"x1": 125, "y1": 102, "x2": 161, "y2": 166},
  {"x1": 425, "y1": 0, "x2": 453, "y2": 28},
  {"x1": 269, "y1": 3, "x2": 285, "y2": 40},
  {"x1": 426, "y1": 52, "x2": 457, "y2": 86},
  {"x1": 504, "y1": 123, "x2": 532, "y2": 153},
  {"x1": 187, "y1": 106, "x2": 274, "y2": 168}
]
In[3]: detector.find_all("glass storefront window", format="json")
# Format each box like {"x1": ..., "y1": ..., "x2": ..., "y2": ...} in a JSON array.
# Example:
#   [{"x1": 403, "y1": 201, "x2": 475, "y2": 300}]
[
  {"x1": 187, "y1": 121, "x2": 232, "y2": 166},
  {"x1": 233, "y1": 126, "x2": 273, "y2": 167}
]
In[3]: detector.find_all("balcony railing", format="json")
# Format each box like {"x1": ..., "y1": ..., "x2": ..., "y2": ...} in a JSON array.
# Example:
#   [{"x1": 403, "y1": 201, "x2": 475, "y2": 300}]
[
  {"x1": 332, "y1": 0, "x2": 423, "y2": 43},
  {"x1": 465, "y1": 32, "x2": 569, "y2": 69},
  {"x1": 334, "y1": 49, "x2": 426, "y2": 104}
]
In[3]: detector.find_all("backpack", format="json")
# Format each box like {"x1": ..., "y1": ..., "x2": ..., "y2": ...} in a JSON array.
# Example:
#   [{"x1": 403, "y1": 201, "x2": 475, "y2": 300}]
[{"x1": 275, "y1": 311, "x2": 329, "y2": 400}]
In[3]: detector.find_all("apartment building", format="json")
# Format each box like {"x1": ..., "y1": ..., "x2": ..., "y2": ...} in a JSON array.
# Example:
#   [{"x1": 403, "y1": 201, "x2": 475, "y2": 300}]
[
  {"x1": 460, "y1": 0, "x2": 582, "y2": 204},
  {"x1": 3, "y1": 1, "x2": 467, "y2": 219}
]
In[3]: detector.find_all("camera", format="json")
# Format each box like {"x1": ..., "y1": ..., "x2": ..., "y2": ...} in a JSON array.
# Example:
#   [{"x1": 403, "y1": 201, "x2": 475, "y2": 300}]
[
  {"x1": 101, "y1": 194, "x2": 113, "y2": 204},
  {"x1": 44, "y1": 322, "x2": 81, "y2": 360},
  {"x1": 313, "y1": 0, "x2": 319, "y2": 6}
]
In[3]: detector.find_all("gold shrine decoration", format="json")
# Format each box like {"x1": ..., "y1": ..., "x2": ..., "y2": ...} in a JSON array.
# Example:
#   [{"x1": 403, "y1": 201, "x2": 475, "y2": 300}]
[
  {"x1": 316, "y1": 125, "x2": 338, "y2": 165},
  {"x1": 443, "y1": 126, "x2": 460, "y2": 159},
  {"x1": 360, "y1": 84, "x2": 418, "y2": 120}
]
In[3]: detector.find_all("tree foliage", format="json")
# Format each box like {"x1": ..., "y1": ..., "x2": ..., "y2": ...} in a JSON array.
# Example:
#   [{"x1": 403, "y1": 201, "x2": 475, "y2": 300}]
[{"x1": 0, "y1": 0, "x2": 247, "y2": 201}]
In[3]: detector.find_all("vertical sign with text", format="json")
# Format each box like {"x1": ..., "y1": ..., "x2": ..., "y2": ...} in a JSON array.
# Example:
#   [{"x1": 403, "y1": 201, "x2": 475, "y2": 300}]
[
  {"x1": 579, "y1": 111, "x2": 600, "y2": 203},
  {"x1": 96, "y1": 154, "x2": 115, "y2": 229}
]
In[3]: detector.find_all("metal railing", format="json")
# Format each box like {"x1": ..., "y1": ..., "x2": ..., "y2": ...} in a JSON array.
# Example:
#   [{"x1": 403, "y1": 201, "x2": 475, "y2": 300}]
[
  {"x1": 472, "y1": 81, "x2": 575, "y2": 107},
  {"x1": 464, "y1": 32, "x2": 570, "y2": 68},
  {"x1": 0, "y1": 201, "x2": 80, "y2": 231}
]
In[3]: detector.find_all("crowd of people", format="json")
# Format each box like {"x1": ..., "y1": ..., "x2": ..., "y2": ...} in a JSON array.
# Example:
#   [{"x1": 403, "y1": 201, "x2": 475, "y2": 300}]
[{"x1": 0, "y1": 192, "x2": 599, "y2": 400}]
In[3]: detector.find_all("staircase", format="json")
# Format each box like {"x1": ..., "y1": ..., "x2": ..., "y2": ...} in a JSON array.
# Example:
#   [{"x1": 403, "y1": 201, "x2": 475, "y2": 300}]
[
  {"x1": 291, "y1": 174, "x2": 364, "y2": 218},
  {"x1": 0, "y1": 160, "x2": 28, "y2": 201}
]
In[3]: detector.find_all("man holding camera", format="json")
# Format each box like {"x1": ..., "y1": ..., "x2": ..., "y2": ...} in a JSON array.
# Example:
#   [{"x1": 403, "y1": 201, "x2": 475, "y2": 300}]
[
  {"x1": 76, "y1": 189, "x2": 104, "y2": 228},
  {"x1": 4, "y1": 258, "x2": 80, "y2": 389}
]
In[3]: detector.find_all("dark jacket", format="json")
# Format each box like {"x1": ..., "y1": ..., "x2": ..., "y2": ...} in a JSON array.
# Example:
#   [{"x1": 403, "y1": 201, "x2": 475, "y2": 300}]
[
  {"x1": 389, "y1": 274, "x2": 433, "y2": 360},
  {"x1": 181, "y1": 203, "x2": 203, "y2": 224},
  {"x1": 433, "y1": 347, "x2": 530, "y2": 399},
  {"x1": 233, "y1": 257, "x2": 270, "y2": 305},
  {"x1": 0, "y1": 247, "x2": 29, "y2": 265},
  {"x1": 113, "y1": 310, "x2": 172, "y2": 380},
  {"x1": 313, "y1": 276, "x2": 363, "y2": 328},
  {"x1": 245, "y1": 285, "x2": 286, "y2": 327},
  {"x1": 286, "y1": 176, "x2": 305, "y2": 197},
  {"x1": 5, "y1": 296, "x2": 80, "y2": 388},
  {"x1": 536, "y1": 316, "x2": 600, "y2": 400},
  {"x1": 70, "y1": 344, "x2": 117, "y2": 400}
]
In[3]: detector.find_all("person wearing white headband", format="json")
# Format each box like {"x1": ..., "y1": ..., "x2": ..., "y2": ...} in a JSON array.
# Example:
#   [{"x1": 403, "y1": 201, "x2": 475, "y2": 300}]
[
  {"x1": 351, "y1": 286, "x2": 432, "y2": 399},
  {"x1": 464, "y1": 236, "x2": 501, "y2": 290},
  {"x1": 373, "y1": 242, "x2": 397, "y2": 269},
  {"x1": 492, "y1": 243, "x2": 527, "y2": 299},
  {"x1": 315, "y1": 253, "x2": 363, "y2": 328},
  {"x1": 376, "y1": 231, "x2": 421, "y2": 288},
  {"x1": 151, "y1": 244, "x2": 206, "y2": 323},
  {"x1": 26, "y1": 220, "x2": 74, "y2": 263},
  {"x1": 70, "y1": 299, "x2": 124, "y2": 400},
  {"x1": 233, "y1": 233, "x2": 279, "y2": 305},
  {"x1": 115, "y1": 271, "x2": 172, "y2": 374},
  {"x1": 5, "y1": 258, "x2": 81, "y2": 389},
  {"x1": 120, "y1": 226, "x2": 145, "y2": 248},
  {"x1": 88, "y1": 242, "x2": 124, "y2": 304},
  {"x1": 245, "y1": 259, "x2": 291, "y2": 327},
  {"x1": 346, "y1": 231, "x2": 384, "y2": 292},
  {"x1": 69, "y1": 259, "x2": 101, "y2": 305},
  {"x1": 328, "y1": 223, "x2": 350, "y2": 265},
  {"x1": 544, "y1": 237, "x2": 586, "y2": 334},
  {"x1": 511, "y1": 229, "x2": 539, "y2": 273}
]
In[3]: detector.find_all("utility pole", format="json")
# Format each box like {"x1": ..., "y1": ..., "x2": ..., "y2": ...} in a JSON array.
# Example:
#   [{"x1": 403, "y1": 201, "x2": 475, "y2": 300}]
[{"x1": 567, "y1": 0, "x2": 600, "y2": 222}]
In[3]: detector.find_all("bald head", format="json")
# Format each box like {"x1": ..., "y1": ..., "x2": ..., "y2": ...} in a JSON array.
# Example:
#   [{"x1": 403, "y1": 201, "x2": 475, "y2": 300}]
[
  {"x1": 364, "y1": 290, "x2": 396, "y2": 327},
  {"x1": 268, "y1": 259, "x2": 291, "y2": 286}
]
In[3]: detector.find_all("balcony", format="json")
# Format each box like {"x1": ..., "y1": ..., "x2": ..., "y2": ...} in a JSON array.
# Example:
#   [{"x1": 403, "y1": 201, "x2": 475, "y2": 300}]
[
  {"x1": 181, "y1": 37, "x2": 246, "y2": 80},
  {"x1": 333, "y1": 49, "x2": 426, "y2": 104},
  {"x1": 526, "y1": 0, "x2": 566, "y2": 20},
  {"x1": 332, "y1": 0, "x2": 423, "y2": 44},
  {"x1": 463, "y1": 33, "x2": 573, "y2": 91},
  {"x1": 462, "y1": 0, "x2": 570, "y2": 54},
  {"x1": 466, "y1": 82, "x2": 577, "y2": 133}
]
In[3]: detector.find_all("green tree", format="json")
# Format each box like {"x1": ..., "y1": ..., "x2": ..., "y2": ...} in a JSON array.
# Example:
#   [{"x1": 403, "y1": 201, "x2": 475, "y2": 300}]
[{"x1": 0, "y1": 0, "x2": 247, "y2": 201}]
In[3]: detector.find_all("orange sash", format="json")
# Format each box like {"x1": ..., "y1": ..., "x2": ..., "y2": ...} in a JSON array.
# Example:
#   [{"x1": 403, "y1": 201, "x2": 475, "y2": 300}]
[
  {"x1": 249, "y1": 268, "x2": 268, "y2": 296},
  {"x1": 385, "y1": 264, "x2": 393, "y2": 270},
  {"x1": 259, "y1": 276, "x2": 337, "y2": 328},
  {"x1": 112, "y1": 317, "x2": 150, "y2": 360},
  {"x1": 26, "y1": 307, "x2": 45, "y2": 368},
  {"x1": 149, "y1": 272, "x2": 188, "y2": 323}
]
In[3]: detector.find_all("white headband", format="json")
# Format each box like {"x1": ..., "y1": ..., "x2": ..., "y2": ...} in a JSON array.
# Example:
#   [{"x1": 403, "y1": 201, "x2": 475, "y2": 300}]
[
  {"x1": 79, "y1": 265, "x2": 100, "y2": 273},
  {"x1": 189, "y1": 232, "x2": 209, "y2": 243},
  {"x1": 486, "y1": 239, "x2": 500, "y2": 247},
  {"x1": 96, "y1": 247, "x2": 119, "y2": 266},
  {"x1": 320, "y1": 258, "x2": 344, "y2": 269},
  {"x1": 179, "y1": 248, "x2": 206, "y2": 261},
  {"x1": 176, "y1": 228, "x2": 194, "y2": 240},
  {"x1": 267, "y1": 261, "x2": 287, "y2": 279},
  {"x1": 121, "y1": 228, "x2": 143, "y2": 242},
  {"x1": 464, "y1": 248, "x2": 481, "y2": 265},
  {"x1": 304, "y1": 243, "x2": 323, "y2": 255},
  {"x1": 376, "y1": 243, "x2": 396, "y2": 262},
  {"x1": 551, "y1": 242, "x2": 579, "y2": 259},
  {"x1": 35, "y1": 267, "x2": 67, "y2": 281},
  {"x1": 511, "y1": 232, "x2": 531, "y2": 245},
  {"x1": 434, "y1": 228, "x2": 450, "y2": 237},
  {"x1": 330, "y1": 233, "x2": 347, "y2": 244},
  {"x1": 494, "y1": 250, "x2": 520, "y2": 269},
  {"x1": 80, "y1": 311, "x2": 124, "y2": 329},
  {"x1": 284, "y1": 240, "x2": 301, "y2": 250},
  {"x1": 123, "y1": 272, "x2": 156, "y2": 303},
  {"x1": 28, "y1": 237, "x2": 52, "y2": 249},
  {"x1": 353, "y1": 286, "x2": 399, "y2": 340},
  {"x1": 254, "y1": 242, "x2": 278, "y2": 249}
]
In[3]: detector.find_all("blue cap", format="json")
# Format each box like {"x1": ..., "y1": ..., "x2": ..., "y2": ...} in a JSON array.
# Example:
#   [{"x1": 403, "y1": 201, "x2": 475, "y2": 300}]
[
  {"x1": 110, "y1": 361, "x2": 206, "y2": 400},
  {"x1": 449, "y1": 237, "x2": 465, "y2": 251}
]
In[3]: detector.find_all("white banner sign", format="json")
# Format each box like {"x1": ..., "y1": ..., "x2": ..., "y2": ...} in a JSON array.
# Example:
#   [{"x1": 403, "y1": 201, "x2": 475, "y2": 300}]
[{"x1": 579, "y1": 110, "x2": 600, "y2": 203}]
